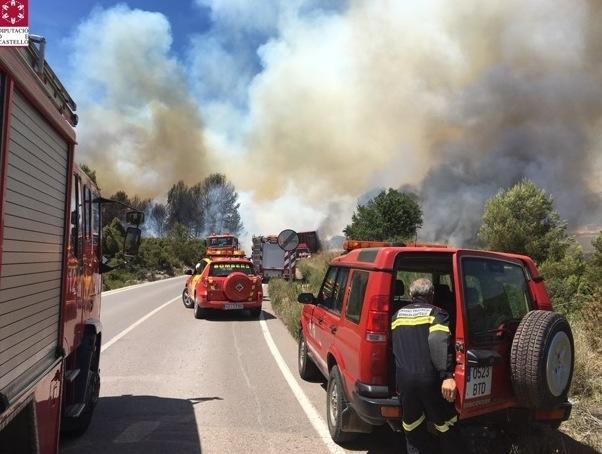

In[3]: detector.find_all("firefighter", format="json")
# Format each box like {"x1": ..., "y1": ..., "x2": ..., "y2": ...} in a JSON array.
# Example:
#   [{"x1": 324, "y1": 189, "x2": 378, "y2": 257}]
[{"x1": 391, "y1": 278, "x2": 465, "y2": 454}]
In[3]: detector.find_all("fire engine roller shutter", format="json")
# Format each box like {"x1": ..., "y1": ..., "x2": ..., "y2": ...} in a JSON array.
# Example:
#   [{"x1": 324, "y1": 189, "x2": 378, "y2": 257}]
[{"x1": 0, "y1": 90, "x2": 68, "y2": 393}]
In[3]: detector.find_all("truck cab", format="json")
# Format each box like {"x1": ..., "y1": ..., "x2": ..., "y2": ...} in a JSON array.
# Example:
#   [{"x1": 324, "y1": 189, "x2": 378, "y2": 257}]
[
  {"x1": 297, "y1": 242, "x2": 574, "y2": 444},
  {"x1": 205, "y1": 233, "x2": 244, "y2": 258}
]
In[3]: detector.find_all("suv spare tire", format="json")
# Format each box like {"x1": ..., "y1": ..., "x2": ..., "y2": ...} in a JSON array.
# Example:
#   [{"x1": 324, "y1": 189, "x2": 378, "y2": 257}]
[
  {"x1": 510, "y1": 310, "x2": 574, "y2": 409},
  {"x1": 223, "y1": 272, "x2": 253, "y2": 302}
]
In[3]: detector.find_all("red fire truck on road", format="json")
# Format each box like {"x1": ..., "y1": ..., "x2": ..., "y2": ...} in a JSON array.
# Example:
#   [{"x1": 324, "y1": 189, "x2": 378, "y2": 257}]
[
  {"x1": 0, "y1": 40, "x2": 141, "y2": 453},
  {"x1": 205, "y1": 233, "x2": 245, "y2": 258}
]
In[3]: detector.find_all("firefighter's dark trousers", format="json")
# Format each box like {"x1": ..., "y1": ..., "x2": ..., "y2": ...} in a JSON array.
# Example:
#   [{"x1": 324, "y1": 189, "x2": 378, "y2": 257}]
[{"x1": 398, "y1": 376, "x2": 465, "y2": 454}]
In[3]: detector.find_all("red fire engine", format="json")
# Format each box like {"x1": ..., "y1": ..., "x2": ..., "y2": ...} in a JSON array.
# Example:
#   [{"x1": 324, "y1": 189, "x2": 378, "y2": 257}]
[{"x1": 0, "y1": 39, "x2": 141, "y2": 453}]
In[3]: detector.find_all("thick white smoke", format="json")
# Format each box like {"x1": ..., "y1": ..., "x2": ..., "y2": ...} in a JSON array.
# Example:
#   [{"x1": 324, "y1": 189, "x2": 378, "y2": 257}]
[
  {"x1": 69, "y1": 6, "x2": 210, "y2": 197},
  {"x1": 67, "y1": 1, "x2": 602, "y2": 244}
]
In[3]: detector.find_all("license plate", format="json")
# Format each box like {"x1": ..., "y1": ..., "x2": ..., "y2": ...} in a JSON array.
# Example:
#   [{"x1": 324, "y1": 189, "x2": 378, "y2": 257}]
[
  {"x1": 224, "y1": 303, "x2": 243, "y2": 310},
  {"x1": 465, "y1": 366, "x2": 492, "y2": 399}
]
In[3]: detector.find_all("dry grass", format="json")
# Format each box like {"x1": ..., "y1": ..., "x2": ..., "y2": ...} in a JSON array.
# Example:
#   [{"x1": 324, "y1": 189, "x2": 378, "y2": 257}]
[
  {"x1": 561, "y1": 309, "x2": 602, "y2": 452},
  {"x1": 297, "y1": 252, "x2": 339, "y2": 292},
  {"x1": 268, "y1": 252, "x2": 337, "y2": 341},
  {"x1": 268, "y1": 278, "x2": 304, "y2": 340}
]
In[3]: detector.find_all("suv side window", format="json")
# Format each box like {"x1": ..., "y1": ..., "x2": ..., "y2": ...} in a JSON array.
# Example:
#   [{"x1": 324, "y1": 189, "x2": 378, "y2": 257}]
[
  {"x1": 346, "y1": 270, "x2": 369, "y2": 323},
  {"x1": 318, "y1": 266, "x2": 348, "y2": 312},
  {"x1": 332, "y1": 268, "x2": 349, "y2": 313}
]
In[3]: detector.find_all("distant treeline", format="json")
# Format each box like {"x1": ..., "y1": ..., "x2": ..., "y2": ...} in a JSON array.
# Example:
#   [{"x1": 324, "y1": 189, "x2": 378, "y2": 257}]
[{"x1": 80, "y1": 165, "x2": 244, "y2": 289}]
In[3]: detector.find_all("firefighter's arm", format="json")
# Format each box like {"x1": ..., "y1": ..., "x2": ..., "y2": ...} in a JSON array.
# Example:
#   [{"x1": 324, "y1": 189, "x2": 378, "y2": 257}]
[{"x1": 428, "y1": 309, "x2": 454, "y2": 380}]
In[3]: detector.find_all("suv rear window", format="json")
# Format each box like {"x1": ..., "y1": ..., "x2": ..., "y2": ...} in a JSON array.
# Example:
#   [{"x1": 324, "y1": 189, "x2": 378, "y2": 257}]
[
  {"x1": 209, "y1": 262, "x2": 254, "y2": 276},
  {"x1": 392, "y1": 254, "x2": 454, "y2": 316},
  {"x1": 462, "y1": 258, "x2": 531, "y2": 337}
]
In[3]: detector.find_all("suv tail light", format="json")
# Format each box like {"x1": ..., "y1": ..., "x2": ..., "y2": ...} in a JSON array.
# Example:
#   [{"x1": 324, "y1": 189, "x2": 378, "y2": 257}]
[{"x1": 365, "y1": 295, "x2": 389, "y2": 342}]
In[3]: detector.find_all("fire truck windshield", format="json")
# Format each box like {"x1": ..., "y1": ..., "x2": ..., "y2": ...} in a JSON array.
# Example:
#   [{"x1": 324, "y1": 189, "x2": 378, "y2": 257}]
[{"x1": 208, "y1": 237, "x2": 235, "y2": 248}]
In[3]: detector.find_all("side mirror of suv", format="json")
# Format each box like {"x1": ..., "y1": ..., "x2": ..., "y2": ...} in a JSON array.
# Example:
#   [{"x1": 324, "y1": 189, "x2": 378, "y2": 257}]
[
  {"x1": 298, "y1": 293, "x2": 315, "y2": 304},
  {"x1": 184, "y1": 268, "x2": 194, "y2": 276}
]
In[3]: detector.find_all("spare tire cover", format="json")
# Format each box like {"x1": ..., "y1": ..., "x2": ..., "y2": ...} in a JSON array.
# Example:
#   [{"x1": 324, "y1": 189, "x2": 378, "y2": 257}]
[
  {"x1": 510, "y1": 310, "x2": 574, "y2": 409},
  {"x1": 224, "y1": 272, "x2": 253, "y2": 302}
]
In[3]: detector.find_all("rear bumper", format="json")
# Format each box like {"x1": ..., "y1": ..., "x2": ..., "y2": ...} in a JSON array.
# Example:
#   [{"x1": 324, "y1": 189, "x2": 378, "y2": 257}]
[
  {"x1": 199, "y1": 299, "x2": 262, "y2": 310},
  {"x1": 350, "y1": 385, "x2": 572, "y2": 428},
  {"x1": 350, "y1": 382, "x2": 400, "y2": 426},
  {"x1": 534, "y1": 401, "x2": 572, "y2": 423}
]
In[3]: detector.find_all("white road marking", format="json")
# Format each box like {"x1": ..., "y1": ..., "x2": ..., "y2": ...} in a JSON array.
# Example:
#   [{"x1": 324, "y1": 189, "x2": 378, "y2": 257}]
[
  {"x1": 101, "y1": 297, "x2": 179, "y2": 352},
  {"x1": 102, "y1": 276, "x2": 185, "y2": 297},
  {"x1": 259, "y1": 315, "x2": 346, "y2": 454}
]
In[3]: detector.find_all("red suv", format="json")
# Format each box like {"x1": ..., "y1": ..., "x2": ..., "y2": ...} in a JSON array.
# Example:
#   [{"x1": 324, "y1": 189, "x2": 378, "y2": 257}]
[
  {"x1": 297, "y1": 242, "x2": 574, "y2": 444},
  {"x1": 183, "y1": 257, "x2": 263, "y2": 318}
]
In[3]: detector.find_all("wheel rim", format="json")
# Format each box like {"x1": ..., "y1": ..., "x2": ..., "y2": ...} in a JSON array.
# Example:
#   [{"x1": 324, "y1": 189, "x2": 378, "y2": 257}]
[
  {"x1": 328, "y1": 380, "x2": 338, "y2": 426},
  {"x1": 546, "y1": 331, "x2": 572, "y2": 397}
]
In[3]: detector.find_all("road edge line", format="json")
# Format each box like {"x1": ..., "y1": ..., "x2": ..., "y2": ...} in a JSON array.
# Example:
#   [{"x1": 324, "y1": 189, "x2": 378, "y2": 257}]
[
  {"x1": 259, "y1": 315, "x2": 346, "y2": 454},
  {"x1": 101, "y1": 296, "x2": 179, "y2": 352}
]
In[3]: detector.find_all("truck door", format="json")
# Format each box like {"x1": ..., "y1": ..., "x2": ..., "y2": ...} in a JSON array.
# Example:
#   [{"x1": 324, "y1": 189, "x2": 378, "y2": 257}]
[
  {"x1": 81, "y1": 185, "x2": 101, "y2": 324},
  {"x1": 64, "y1": 174, "x2": 82, "y2": 352},
  {"x1": 81, "y1": 185, "x2": 95, "y2": 317},
  {"x1": 454, "y1": 251, "x2": 533, "y2": 418}
]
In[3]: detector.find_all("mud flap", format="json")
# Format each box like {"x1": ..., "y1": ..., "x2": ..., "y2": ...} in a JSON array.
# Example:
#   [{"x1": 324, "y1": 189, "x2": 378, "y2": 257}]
[{"x1": 341, "y1": 405, "x2": 374, "y2": 434}]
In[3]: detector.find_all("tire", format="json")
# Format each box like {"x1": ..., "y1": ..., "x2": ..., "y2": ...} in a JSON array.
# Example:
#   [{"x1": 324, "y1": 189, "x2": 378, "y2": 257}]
[
  {"x1": 193, "y1": 299, "x2": 205, "y2": 319},
  {"x1": 510, "y1": 310, "x2": 574, "y2": 409},
  {"x1": 326, "y1": 365, "x2": 357, "y2": 444},
  {"x1": 182, "y1": 288, "x2": 194, "y2": 308},
  {"x1": 298, "y1": 330, "x2": 322, "y2": 382}
]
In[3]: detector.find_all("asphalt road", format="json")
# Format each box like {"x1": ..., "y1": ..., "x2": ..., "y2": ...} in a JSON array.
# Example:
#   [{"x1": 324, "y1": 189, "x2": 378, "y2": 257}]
[{"x1": 60, "y1": 277, "x2": 403, "y2": 454}]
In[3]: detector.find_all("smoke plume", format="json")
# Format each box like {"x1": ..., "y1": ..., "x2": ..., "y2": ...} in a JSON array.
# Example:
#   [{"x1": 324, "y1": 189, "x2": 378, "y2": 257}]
[
  {"x1": 66, "y1": 1, "x2": 602, "y2": 244},
  {"x1": 69, "y1": 6, "x2": 210, "y2": 197},
  {"x1": 231, "y1": 0, "x2": 602, "y2": 243}
]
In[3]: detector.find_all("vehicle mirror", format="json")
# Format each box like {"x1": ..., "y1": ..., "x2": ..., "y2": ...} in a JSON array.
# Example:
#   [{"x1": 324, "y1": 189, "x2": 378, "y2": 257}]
[
  {"x1": 126, "y1": 211, "x2": 145, "y2": 226},
  {"x1": 298, "y1": 293, "x2": 315, "y2": 304},
  {"x1": 184, "y1": 268, "x2": 194, "y2": 275},
  {"x1": 123, "y1": 227, "x2": 141, "y2": 257}
]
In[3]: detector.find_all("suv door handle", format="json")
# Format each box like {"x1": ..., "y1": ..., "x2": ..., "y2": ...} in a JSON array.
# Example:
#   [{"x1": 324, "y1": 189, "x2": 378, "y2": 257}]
[{"x1": 329, "y1": 325, "x2": 337, "y2": 334}]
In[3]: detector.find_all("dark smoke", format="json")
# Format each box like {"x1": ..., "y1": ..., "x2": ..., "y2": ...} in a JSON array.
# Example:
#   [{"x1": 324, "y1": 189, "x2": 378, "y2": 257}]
[{"x1": 417, "y1": 23, "x2": 602, "y2": 244}]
